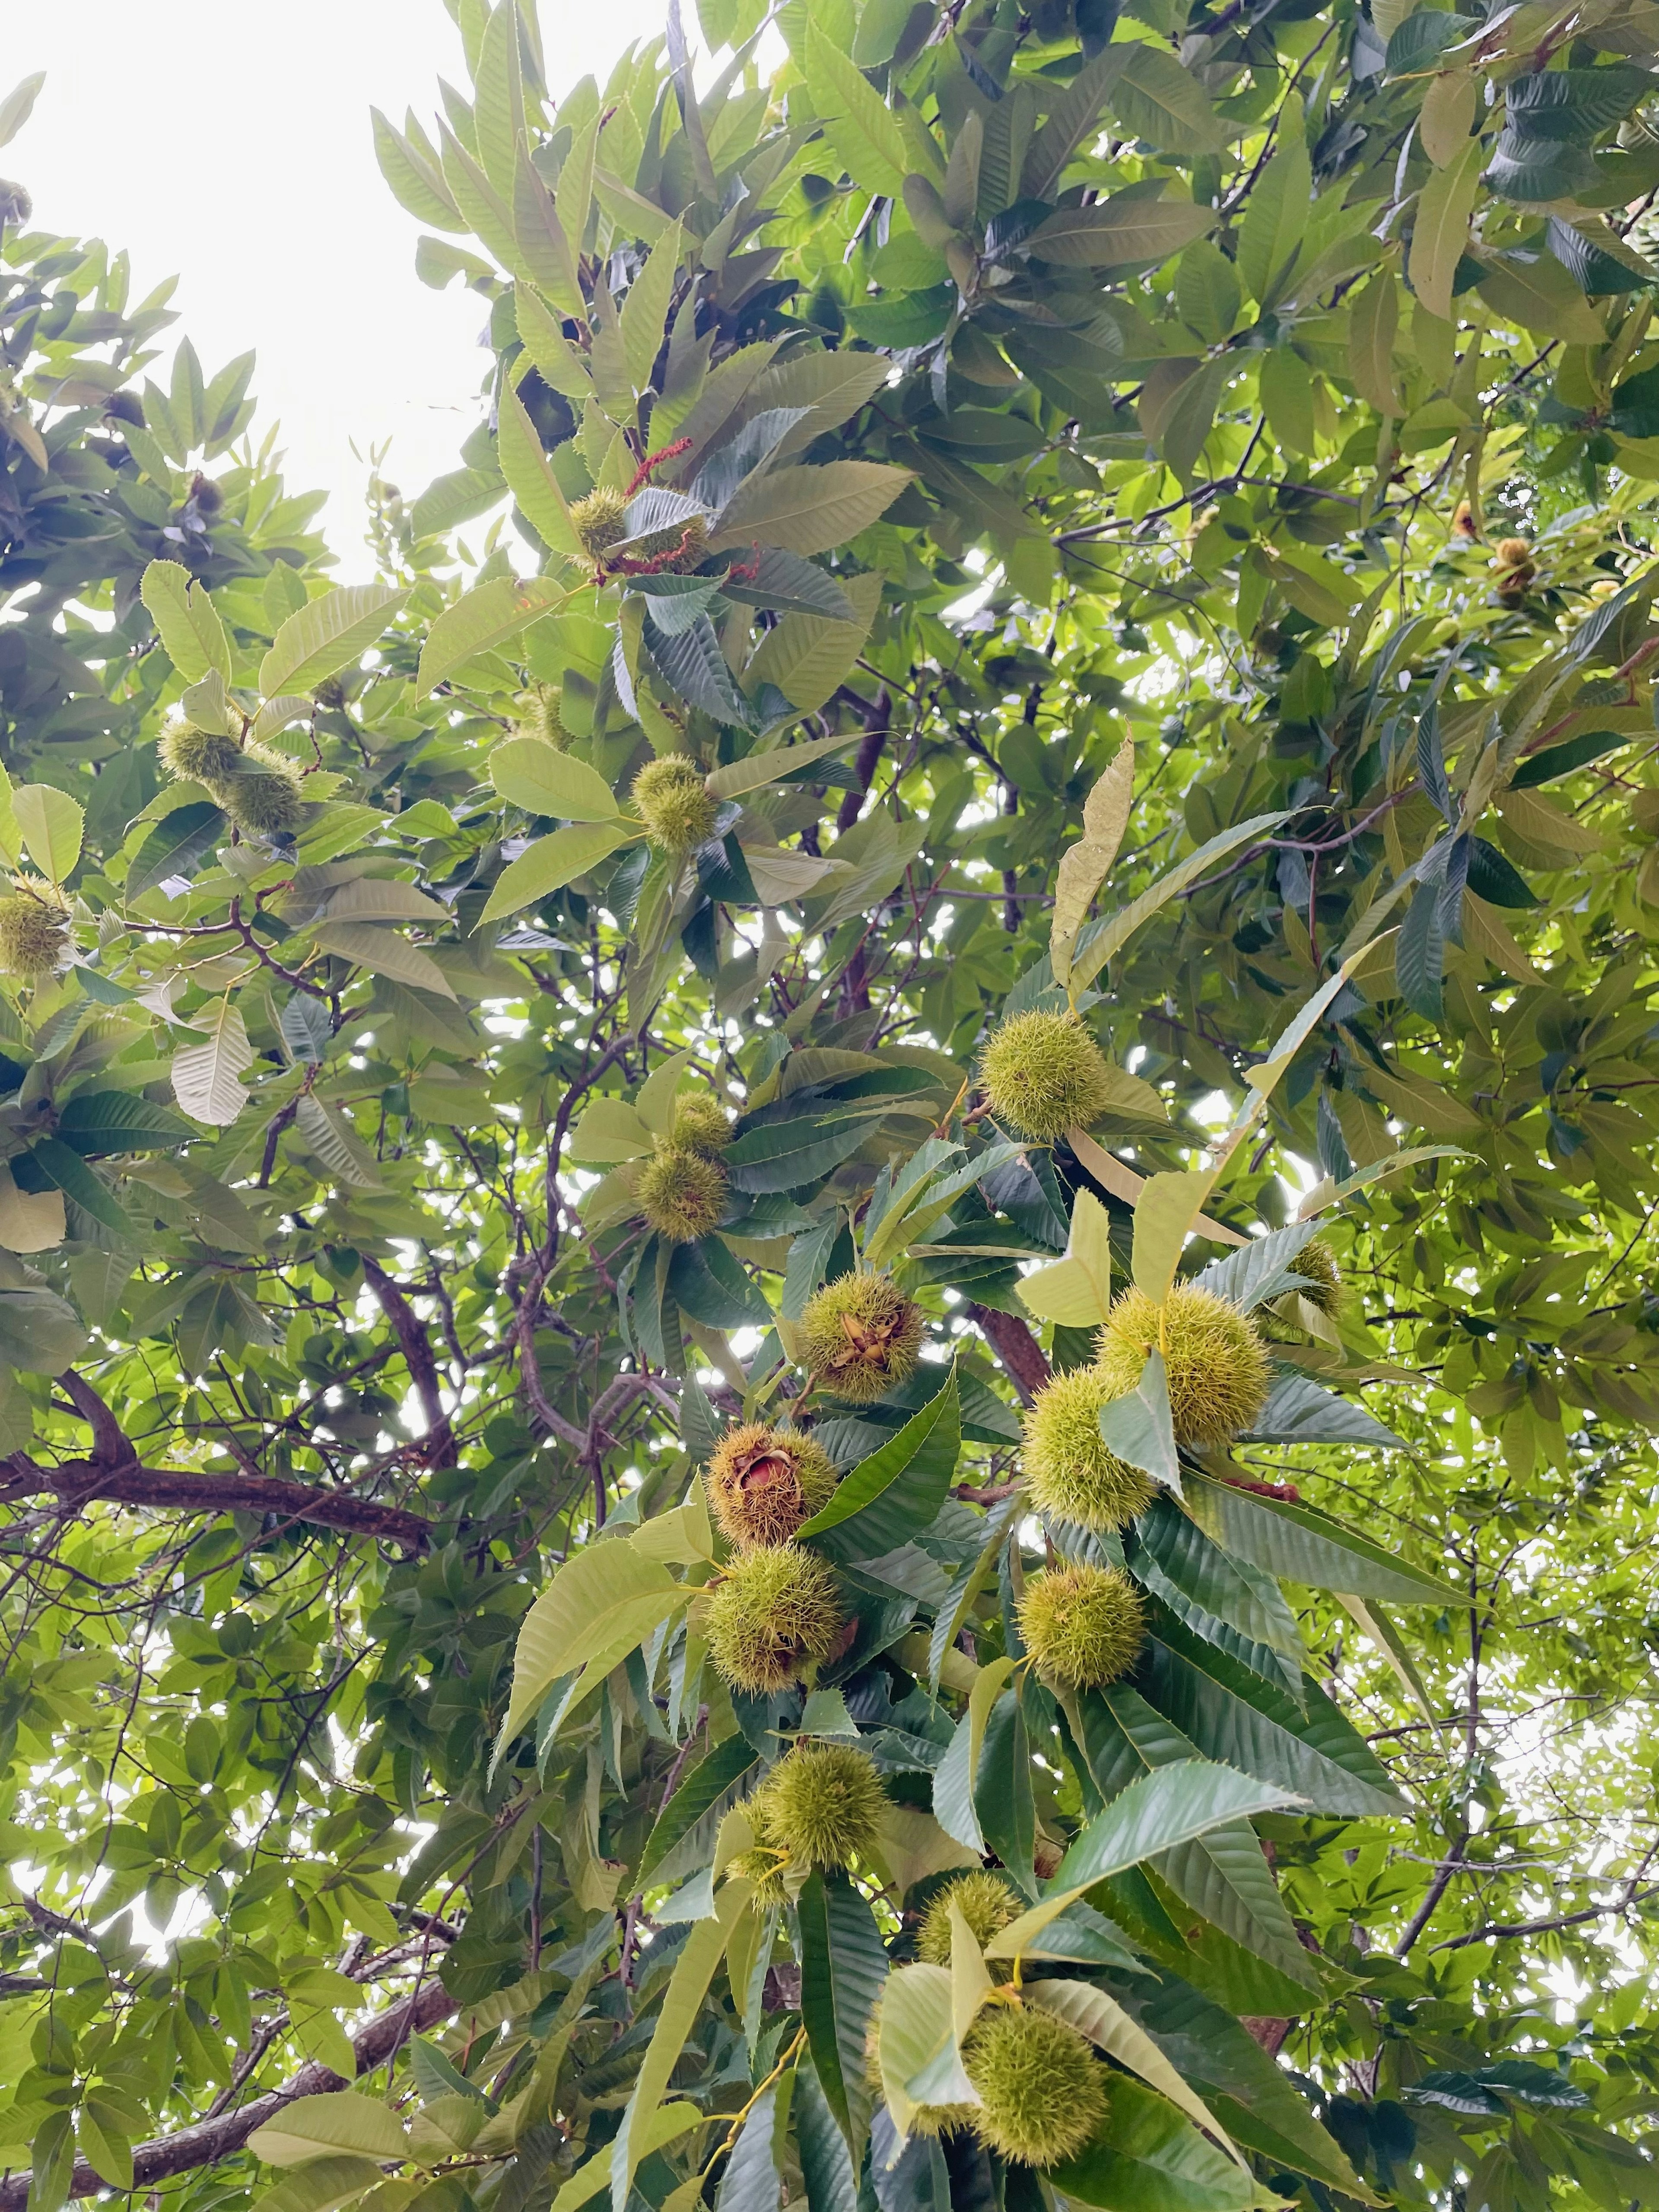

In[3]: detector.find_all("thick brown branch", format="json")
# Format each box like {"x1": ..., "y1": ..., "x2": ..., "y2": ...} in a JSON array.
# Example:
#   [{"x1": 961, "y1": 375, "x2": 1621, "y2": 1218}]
[
  {"x1": 0, "y1": 1982, "x2": 458, "y2": 2207},
  {"x1": 56, "y1": 1370, "x2": 137, "y2": 1468},
  {"x1": 362, "y1": 1255, "x2": 455, "y2": 1466},
  {"x1": 0, "y1": 1458, "x2": 430, "y2": 1551},
  {"x1": 966, "y1": 1303, "x2": 1052, "y2": 1406}
]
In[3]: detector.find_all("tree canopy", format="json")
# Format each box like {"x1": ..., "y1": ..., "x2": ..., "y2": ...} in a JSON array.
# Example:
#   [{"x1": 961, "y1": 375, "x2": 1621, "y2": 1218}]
[{"x1": 2, "y1": 8, "x2": 1659, "y2": 2212}]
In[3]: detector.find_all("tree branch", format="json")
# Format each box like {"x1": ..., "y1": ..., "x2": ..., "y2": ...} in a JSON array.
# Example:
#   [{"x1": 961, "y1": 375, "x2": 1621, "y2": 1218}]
[
  {"x1": 965, "y1": 1303, "x2": 1051, "y2": 1405},
  {"x1": 0, "y1": 1458, "x2": 430, "y2": 1552},
  {"x1": 0, "y1": 1982, "x2": 459, "y2": 2208},
  {"x1": 362, "y1": 1256, "x2": 455, "y2": 1466}
]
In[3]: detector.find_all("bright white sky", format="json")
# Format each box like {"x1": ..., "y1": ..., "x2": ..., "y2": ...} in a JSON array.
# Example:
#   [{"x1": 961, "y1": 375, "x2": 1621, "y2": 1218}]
[{"x1": 12, "y1": 0, "x2": 666, "y2": 578}]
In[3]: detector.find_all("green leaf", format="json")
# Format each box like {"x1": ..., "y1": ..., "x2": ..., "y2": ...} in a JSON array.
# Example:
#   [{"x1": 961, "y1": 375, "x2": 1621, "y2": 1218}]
[
  {"x1": 1108, "y1": 48, "x2": 1224, "y2": 155},
  {"x1": 1033, "y1": 194, "x2": 1217, "y2": 267},
  {"x1": 12, "y1": 786, "x2": 83, "y2": 884},
  {"x1": 490, "y1": 738, "x2": 620, "y2": 821},
  {"x1": 1244, "y1": 1372, "x2": 1404, "y2": 1449},
  {"x1": 1237, "y1": 122, "x2": 1313, "y2": 307},
  {"x1": 140, "y1": 559, "x2": 232, "y2": 683},
  {"x1": 709, "y1": 462, "x2": 910, "y2": 556},
  {"x1": 1141, "y1": 1625, "x2": 1405, "y2": 1815},
  {"x1": 1096, "y1": 1348, "x2": 1180, "y2": 1492},
  {"x1": 974, "y1": 1686, "x2": 1037, "y2": 1896},
  {"x1": 260, "y1": 584, "x2": 410, "y2": 699},
  {"x1": 495, "y1": 1543, "x2": 681, "y2": 1764},
  {"x1": 552, "y1": 2107, "x2": 703, "y2": 2212},
  {"x1": 1050, "y1": 1757, "x2": 1303, "y2": 1903},
  {"x1": 610, "y1": 1922, "x2": 731, "y2": 2212},
  {"x1": 479, "y1": 821, "x2": 641, "y2": 923},
  {"x1": 721, "y1": 1110, "x2": 889, "y2": 1193},
  {"x1": 1025, "y1": 1979, "x2": 1246, "y2": 2171},
  {"x1": 640, "y1": 1735, "x2": 758, "y2": 1886},
  {"x1": 799, "y1": 1871, "x2": 889, "y2": 2152},
  {"x1": 1181, "y1": 1473, "x2": 1453, "y2": 1603},
  {"x1": 57, "y1": 1090, "x2": 193, "y2": 1154},
  {"x1": 418, "y1": 576, "x2": 567, "y2": 695},
  {"x1": 716, "y1": 2085, "x2": 782, "y2": 2212},
  {"x1": 795, "y1": 2053, "x2": 858, "y2": 2212},
  {"x1": 311, "y1": 922, "x2": 457, "y2": 1000},
  {"x1": 805, "y1": 23, "x2": 911, "y2": 198},
  {"x1": 0, "y1": 1284, "x2": 87, "y2": 1373},
  {"x1": 1052, "y1": 2073, "x2": 1257, "y2": 2212},
  {"x1": 499, "y1": 381, "x2": 585, "y2": 561},
  {"x1": 798, "y1": 1368, "x2": 960, "y2": 1558},
  {"x1": 706, "y1": 730, "x2": 861, "y2": 801},
  {"x1": 620, "y1": 224, "x2": 684, "y2": 396},
  {"x1": 1129, "y1": 1500, "x2": 1304, "y2": 1695},
  {"x1": 248, "y1": 2094, "x2": 409, "y2": 2168},
  {"x1": 1070, "y1": 815, "x2": 1288, "y2": 992}
]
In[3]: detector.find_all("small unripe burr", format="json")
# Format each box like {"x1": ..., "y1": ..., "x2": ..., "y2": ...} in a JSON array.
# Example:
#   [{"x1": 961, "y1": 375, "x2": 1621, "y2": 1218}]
[
  {"x1": 704, "y1": 1544, "x2": 844, "y2": 1695},
  {"x1": 1095, "y1": 1282, "x2": 1271, "y2": 1445},
  {"x1": 980, "y1": 1009, "x2": 1116, "y2": 1143}
]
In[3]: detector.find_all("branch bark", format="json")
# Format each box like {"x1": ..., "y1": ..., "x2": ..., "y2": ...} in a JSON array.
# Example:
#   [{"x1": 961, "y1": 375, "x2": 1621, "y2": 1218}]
[
  {"x1": 0, "y1": 1982, "x2": 459, "y2": 2208},
  {"x1": 965, "y1": 1303, "x2": 1052, "y2": 1405},
  {"x1": 362, "y1": 1256, "x2": 455, "y2": 1466},
  {"x1": 0, "y1": 1458, "x2": 430, "y2": 1551}
]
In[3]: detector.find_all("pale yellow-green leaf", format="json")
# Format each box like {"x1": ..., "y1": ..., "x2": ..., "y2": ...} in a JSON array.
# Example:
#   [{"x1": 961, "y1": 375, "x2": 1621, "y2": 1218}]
[
  {"x1": 495, "y1": 1544, "x2": 678, "y2": 1761},
  {"x1": 417, "y1": 576, "x2": 567, "y2": 696},
  {"x1": 140, "y1": 559, "x2": 232, "y2": 683},
  {"x1": 632, "y1": 1489, "x2": 716, "y2": 1565},
  {"x1": 311, "y1": 922, "x2": 456, "y2": 1000},
  {"x1": 479, "y1": 821, "x2": 641, "y2": 923},
  {"x1": 1025, "y1": 1979, "x2": 1246, "y2": 2168},
  {"x1": 705, "y1": 729, "x2": 861, "y2": 801},
  {"x1": 876, "y1": 1964, "x2": 958, "y2": 2138},
  {"x1": 869, "y1": 1803, "x2": 981, "y2": 1899},
  {"x1": 260, "y1": 585, "x2": 409, "y2": 699},
  {"x1": 0, "y1": 1164, "x2": 63, "y2": 1254},
  {"x1": 12, "y1": 785, "x2": 83, "y2": 883},
  {"x1": 1131, "y1": 1167, "x2": 1220, "y2": 1305},
  {"x1": 246, "y1": 2153, "x2": 387, "y2": 2212},
  {"x1": 608, "y1": 1910, "x2": 734, "y2": 2211},
  {"x1": 1018, "y1": 1187, "x2": 1113, "y2": 1326},
  {"x1": 171, "y1": 999, "x2": 253, "y2": 1126},
  {"x1": 499, "y1": 382, "x2": 585, "y2": 563},
  {"x1": 514, "y1": 284, "x2": 593, "y2": 400},
  {"x1": 567, "y1": 1096, "x2": 654, "y2": 1166},
  {"x1": 1052, "y1": 740, "x2": 1134, "y2": 986},
  {"x1": 806, "y1": 21, "x2": 911, "y2": 199},
  {"x1": 1070, "y1": 814, "x2": 1287, "y2": 993},
  {"x1": 490, "y1": 737, "x2": 619, "y2": 821},
  {"x1": 248, "y1": 2093, "x2": 409, "y2": 2168},
  {"x1": 320, "y1": 880, "x2": 451, "y2": 927},
  {"x1": 1408, "y1": 137, "x2": 1483, "y2": 324},
  {"x1": 949, "y1": 1901, "x2": 994, "y2": 2047},
  {"x1": 1420, "y1": 71, "x2": 1477, "y2": 166},
  {"x1": 619, "y1": 223, "x2": 683, "y2": 395}
]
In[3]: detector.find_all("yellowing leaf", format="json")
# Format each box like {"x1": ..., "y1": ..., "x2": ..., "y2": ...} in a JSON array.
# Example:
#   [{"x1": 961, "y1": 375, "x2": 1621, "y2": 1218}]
[
  {"x1": 1408, "y1": 137, "x2": 1483, "y2": 324},
  {"x1": 1131, "y1": 1167, "x2": 1220, "y2": 1305},
  {"x1": 1018, "y1": 1188, "x2": 1113, "y2": 1326},
  {"x1": 1052, "y1": 741, "x2": 1134, "y2": 986}
]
